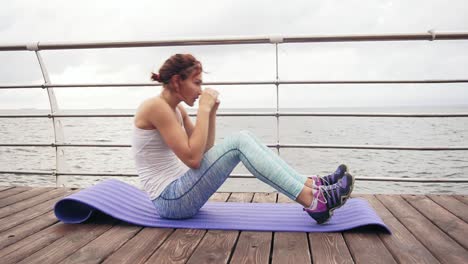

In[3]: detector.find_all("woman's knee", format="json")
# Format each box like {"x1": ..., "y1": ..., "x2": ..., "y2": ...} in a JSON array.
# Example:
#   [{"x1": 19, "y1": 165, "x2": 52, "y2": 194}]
[
  {"x1": 238, "y1": 130, "x2": 259, "y2": 147},
  {"x1": 216, "y1": 131, "x2": 258, "y2": 154},
  {"x1": 228, "y1": 130, "x2": 252, "y2": 138},
  {"x1": 239, "y1": 129, "x2": 253, "y2": 137}
]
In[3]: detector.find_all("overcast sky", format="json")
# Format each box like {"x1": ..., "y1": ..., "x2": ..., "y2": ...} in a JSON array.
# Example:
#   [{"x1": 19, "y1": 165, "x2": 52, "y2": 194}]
[{"x1": 1, "y1": 0, "x2": 468, "y2": 109}]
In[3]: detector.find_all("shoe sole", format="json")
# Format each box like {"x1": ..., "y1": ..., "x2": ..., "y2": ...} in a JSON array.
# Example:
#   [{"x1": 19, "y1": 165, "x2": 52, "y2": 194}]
[{"x1": 313, "y1": 172, "x2": 355, "y2": 224}]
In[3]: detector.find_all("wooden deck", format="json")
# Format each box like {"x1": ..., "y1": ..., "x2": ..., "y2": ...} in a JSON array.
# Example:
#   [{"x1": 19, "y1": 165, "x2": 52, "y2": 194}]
[{"x1": 0, "y1": 186, "x2": 467, "y2": 264}]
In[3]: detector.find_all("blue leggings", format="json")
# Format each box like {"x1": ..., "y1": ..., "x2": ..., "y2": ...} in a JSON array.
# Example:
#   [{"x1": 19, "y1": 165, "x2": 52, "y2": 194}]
[{"x1": 152, "y1": 130, "x2": 308, "y2": 219}]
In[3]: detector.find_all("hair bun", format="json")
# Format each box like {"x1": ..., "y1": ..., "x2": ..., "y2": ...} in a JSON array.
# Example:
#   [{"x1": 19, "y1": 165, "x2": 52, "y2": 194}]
[{"x1": 151, "y1": 72, "x2": 161, "y2": 82}]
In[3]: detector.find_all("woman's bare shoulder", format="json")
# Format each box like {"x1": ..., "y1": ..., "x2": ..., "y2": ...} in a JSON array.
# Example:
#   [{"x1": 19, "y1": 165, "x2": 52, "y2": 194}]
[
  {"x1": 134, "y1": 97, "x2": 163, "y2": 129},
  {"x1": 140, "y1": 96, "x2": 172, "y2": 113}
]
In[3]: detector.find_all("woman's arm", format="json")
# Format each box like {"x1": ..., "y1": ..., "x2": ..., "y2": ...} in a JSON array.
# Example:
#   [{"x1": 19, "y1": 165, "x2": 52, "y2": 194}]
[
  {"x1": 177, "y1": 105, "x2": 195, "y2": 137},
  {"x1": 177, "y1": 100, "x2": 218, "y2": 152},
  {"x1": 148, "y1": 98, "x2": 211, "y2": 169},
  {"x1": 205, "y1": 101, "x2": 219, "y2": 152}
]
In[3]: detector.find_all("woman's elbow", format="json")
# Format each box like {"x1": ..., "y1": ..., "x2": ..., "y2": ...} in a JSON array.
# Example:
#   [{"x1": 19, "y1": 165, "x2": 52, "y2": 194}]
[{"x1": 186, "y1": 157, "x2": 201, "y2": 169}]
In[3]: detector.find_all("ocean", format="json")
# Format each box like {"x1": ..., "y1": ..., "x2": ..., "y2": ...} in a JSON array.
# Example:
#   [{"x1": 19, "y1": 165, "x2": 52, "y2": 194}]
[{"x1": 1, "y1": 106, "x2": 467, "y2": 194}]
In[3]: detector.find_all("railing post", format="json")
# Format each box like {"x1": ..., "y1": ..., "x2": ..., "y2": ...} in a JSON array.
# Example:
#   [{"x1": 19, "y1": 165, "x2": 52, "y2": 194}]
[
  {"x1": 270, "y1": 37, "x2": 283, "y2": 155},
  {"x1": 275, "y1": 43, "x2": 280, "y2": 155},
  {"x1": 29, "y1": 42, "x2": 68, "y2": 187}
]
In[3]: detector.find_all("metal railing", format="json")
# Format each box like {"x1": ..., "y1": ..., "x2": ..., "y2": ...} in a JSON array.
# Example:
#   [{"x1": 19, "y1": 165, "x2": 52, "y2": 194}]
[{"x1": 1, "y1": 31, "x2": 468, "y2": 185}]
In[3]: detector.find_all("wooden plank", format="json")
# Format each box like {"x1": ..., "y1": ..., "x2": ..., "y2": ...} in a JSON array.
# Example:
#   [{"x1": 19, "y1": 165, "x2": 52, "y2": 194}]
[
  {"x1": 0, "y1": 213, "x2": 116, "y2": 264},
  {"x1": 103, "y1": 192, "x2": 228, "y2": 264},
  {"x1": 453, "y1": 195, "x2": 468, "y2": 205},
  {"x1": 102, "y1": 228, "x2": 174, "y2": 264},
  {"x1": 308, "y1": 194, "x2": 354, "y2": 264},
  {"x1": 429, "y1": 195, "x2": 468, "y2": 222},
  {"x1": 0, "y1": 208, "x2": 59, "y2": 250},
  {"x1": 0, "y1": 187, "x2": 69, "y2": 219},
  {"x1": 0, "y1": 189, "x2": 77, "y2": 250},
  {"x1": 186, "y1": 229, "x2": 238, "y2": 264},
  {"x1": 0, "y1": 188, "x2": 70, "y2": 232},
  {"x1": 209, "y1": 192, "x2": 231, "y2": 202},
  {"x1": 272, "y1": 193, "x2": 311, "y2": 264},
  {"x1": 0, "y1": 187, "x2": 54, "y2": 208},
  {"x1": 378, "y1": 195, "x2": 468, "y2": 264},
  {"x1": 0, "y1": 186, "x2": 15, "y2": 192},
  {"x1": 277, "y1": 193, "x2": 294, "y2": 204},
  {"x1": 365, "y1": 195, "x2": 440, "y2": 264},
  {"x1": 272, "y1": 232, "x2": 311, "y2": 264},
  {"x1": 146, "y1": 193, "x2": 253, "y2": 264},
  {"x1": 292, "y1": 191, "x2": 354, "y2": 264},
  {"x1": 5, "y1": 188, "x2": 466, "y2": 264},
  {"x1": 0, "y1": 187, "x2": 31, "y2": 199},
  {"x1": 309, "y1": 233, "x2": 354, "y2": 264},
  {"x1": 229, "y1": 231, "x2": 272, "y2": 264},
  {"x1": 14, "y1": 218, "x2": 119, "y2": 264},
  {"x1": 339, "y1": 194, "x2": 395, "y2": 264},
  {"x1": 223, "y1": 193, "x2": 274, "y2": 264},
  {"x1": 402, "y1": 194, "x2": 468, "y2": 249},
  {"x1": 0, "y1": 190, "x2": 77, "y2": 256},
  {"x1": 277, "y1": 193, "x2": 310, "y2": 263},
  {"x1": 252, "y1": 192, "x2": 277, "y2": 203},
  {"x1": 143, "y1": 228, "x2": 206, "y2": 264},
  {"x1": 343, "y1": 224, "x2": 397, "y2": 263},
  {"x1": 186, "y1": 193, "x2": 237, "y2": 264},
  {"x1": 228, "y1": 193, "x2": 276, "y2": 264},
  {"x1": 227, "y1": 192, "x2": 255, "y2": 203},
  {"x1": 59, "y1": 223, "x2": 142, "y2": 264},
  {"x1": 308, "y1": 191, "x2": 353, "y2": 264}
]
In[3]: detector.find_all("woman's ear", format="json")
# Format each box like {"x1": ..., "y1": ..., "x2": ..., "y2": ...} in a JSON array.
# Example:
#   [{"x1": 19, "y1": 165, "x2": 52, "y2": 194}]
[{"x1": 170, "y1": 74, "x2": 181, "y2": 93}]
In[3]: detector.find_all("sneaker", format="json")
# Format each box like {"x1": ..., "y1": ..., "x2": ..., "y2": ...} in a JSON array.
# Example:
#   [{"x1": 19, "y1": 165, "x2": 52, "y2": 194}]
[
  {"x1": 309, "y1": 164, "x2": 348, "y2": 187},
  {"x1": 303, "y1": 172, "x2": 355, "y2": 224}
]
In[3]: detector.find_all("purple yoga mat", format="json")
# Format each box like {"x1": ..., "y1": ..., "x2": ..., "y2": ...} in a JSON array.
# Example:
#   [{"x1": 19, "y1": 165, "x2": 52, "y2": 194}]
[{"x1": 54, "y1": 179, "x2": 390, "y2": 233}]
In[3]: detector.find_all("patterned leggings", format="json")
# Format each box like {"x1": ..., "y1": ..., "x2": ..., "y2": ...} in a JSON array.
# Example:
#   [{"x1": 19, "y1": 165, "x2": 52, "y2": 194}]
[{"x1": 152, "y1": 130, "x2": 308, "y2": 219}]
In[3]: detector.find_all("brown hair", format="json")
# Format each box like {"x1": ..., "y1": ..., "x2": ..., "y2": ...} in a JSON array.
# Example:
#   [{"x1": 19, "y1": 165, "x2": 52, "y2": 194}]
[{"x1": 151, "y1": 54, "x2": 202, "y2": 85}]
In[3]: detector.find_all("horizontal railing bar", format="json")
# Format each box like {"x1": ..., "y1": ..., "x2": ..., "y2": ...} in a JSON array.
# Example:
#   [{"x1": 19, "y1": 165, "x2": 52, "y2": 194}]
[
  {"x1": 230, "y1": 175, "x2": 468, "y2": 183},
  {"x1": 2, "y1": 143, "x2": 467, "y2": 150},
  {"x1": 0, "y1": 170, "x2": 52, "y2": 175},
  {"x1": 0, "y1": 143, "x2": 129, "y2": 147},
  {"x1": 1, "y1": 143, "x2": 55, "y2": 147},
  {"x1": 267, "y1": 113, "x2": 468, "y2": 117},
  {"x1": 275, "y1": 80, "x2": 468, "y2": 84},
  {"x1": 3, "y1": 79, "x2": 468, "y2": 89},
  {"x1": 278, "y1": 144, "x2": 468, "y2": 151},
  {"x1": 0, "y1": 170, "x2": 466, "y2": 183},
  {"x1": 1, "y1": 32, "x2": 468, "y2": 51},
  {"x1": 0, "y1": 85, "x2": 44, "y2": 89},
  {"x1": 2, "y1": 112, "x2": 468, "y2": 118},
  {"x1": 351, "y1": 177, "x2": 468, "y2": 183}
]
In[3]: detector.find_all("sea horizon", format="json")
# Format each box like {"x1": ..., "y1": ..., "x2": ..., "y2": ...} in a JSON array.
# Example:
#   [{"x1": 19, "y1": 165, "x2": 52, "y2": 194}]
[{"x1": 2, "y1": 104, "x2": 468, "y2": 112}]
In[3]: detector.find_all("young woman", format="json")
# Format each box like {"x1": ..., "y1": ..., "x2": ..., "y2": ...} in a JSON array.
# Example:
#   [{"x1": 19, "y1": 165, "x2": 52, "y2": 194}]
[{"x1": 131, "y1": 54, "x2": 354, "y2": 224}]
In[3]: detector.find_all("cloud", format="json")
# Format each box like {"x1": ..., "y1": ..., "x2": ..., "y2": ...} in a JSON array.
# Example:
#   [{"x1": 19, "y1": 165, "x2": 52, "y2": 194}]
[{"x1": 1, "y1": 0, "x2": 468, "y2": 109}]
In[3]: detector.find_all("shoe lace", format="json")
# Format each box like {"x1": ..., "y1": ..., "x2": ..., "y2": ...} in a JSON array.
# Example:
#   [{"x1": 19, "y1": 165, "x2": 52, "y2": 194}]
[
  {"x1": 316, "y1": 183, "x2": 340, "y2": 205},
  {"x1": 320, "y1": 176, "x2": 330, "y2": 186},
  {"x1": 320, "y1": 170, "x2": 341, "y2": 186}
]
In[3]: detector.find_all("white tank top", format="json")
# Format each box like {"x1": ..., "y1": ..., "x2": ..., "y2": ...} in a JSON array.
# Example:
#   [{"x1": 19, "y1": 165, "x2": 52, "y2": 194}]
[{"x1": 131, "y1": 107, "x2": 189, "y2": 200}]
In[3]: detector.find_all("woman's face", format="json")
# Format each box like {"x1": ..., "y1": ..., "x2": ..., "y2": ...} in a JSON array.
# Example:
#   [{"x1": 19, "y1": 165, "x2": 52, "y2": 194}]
[{"x1": 178, "y1": 72, "x2": 203, "y2": 106}]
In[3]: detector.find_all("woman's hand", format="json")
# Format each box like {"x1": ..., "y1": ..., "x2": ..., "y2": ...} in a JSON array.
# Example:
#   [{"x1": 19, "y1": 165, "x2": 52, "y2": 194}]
[
  {"x1": 199, "y1": 88, "x2": 219, "y2": 112},
  {"x1": 212, "y1": 99, "x2": 220, "y2": 113}
]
